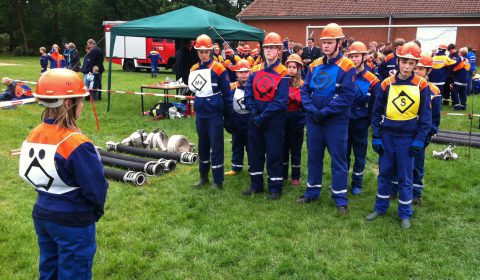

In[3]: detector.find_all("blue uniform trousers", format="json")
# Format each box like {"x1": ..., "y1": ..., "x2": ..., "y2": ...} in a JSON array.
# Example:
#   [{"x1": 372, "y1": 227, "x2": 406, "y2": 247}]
[
  {"x1": 248, "y1": 115, "x2": 285, "y2": 194},
  {"x1": 196, "y1": 115, "x2": 224, "y2": 184},
  {"x1": 391, "y1": 148, "x2": 426, "y2": 200},
  {"x1": 451, "y1": 83, "x2": 467, "y2": 109},
  {"x1": 283, "y1": 113, "x2": 304, "y2": 180},
  {"x1": 374, "y1": 132, "x2": 414, "y2": 219},
  {"x1": 303, "y1": 117, "x2": 349, "y2": 207},
  {"x1": 151, "y1": 62, "x2": 158, "y2": 76},
  {"x1": 231, "y1": 112, "x2": 249, "y2": 172},
  {"x1": 347, "y1": 118, "x2": 369, "y2": 190},
  {"x1": 34, "y1": 218, "x2": 96, "y2": 280}
]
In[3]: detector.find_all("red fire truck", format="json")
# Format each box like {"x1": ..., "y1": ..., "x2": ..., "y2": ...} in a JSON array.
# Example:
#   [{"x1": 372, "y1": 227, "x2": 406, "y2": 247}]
[{"x1": 103, "y1": 21, "x2": 176, "y2": 72}]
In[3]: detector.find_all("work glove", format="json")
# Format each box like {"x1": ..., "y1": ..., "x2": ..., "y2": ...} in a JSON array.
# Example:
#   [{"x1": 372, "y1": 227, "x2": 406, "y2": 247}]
[
  {"x1": 371, "y1": 138, "x2": 384, "y2": 157},
  {"x1": 409, "y1": 140, "x2": 424, "y2": 157},
  {"x1": 312, "y1": 111, "x2": 324, "y2": 124},
  {"x1": 253, "y1": 115, "x2": 264, "y2": 129}
]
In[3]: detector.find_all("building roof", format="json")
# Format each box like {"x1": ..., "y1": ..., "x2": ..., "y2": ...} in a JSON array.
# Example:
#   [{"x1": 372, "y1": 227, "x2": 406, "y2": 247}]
[{"x1": 238, "y1": 0, "x2": 480, "y2": 19}]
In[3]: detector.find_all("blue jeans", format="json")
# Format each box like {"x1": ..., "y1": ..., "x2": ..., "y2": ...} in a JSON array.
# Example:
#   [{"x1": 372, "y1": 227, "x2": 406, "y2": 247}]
[{"x1": 34, "y1": 219, "x2": 96, "y2": 280}]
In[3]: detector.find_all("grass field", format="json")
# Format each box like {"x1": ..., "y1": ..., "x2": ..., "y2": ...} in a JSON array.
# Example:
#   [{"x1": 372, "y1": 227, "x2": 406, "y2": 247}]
[{"x1": 1, "y1": 55, "x2": 479, "y2": 279}]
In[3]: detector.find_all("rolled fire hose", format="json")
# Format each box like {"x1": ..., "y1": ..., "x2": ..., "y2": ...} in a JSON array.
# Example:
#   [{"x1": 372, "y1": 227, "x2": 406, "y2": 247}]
[
  {"x1": 431, "y1": 136, "x2": 480, "y2": 148},
  {"x1": 167, "y1": 135, "x2": 193, "y2": 153},
  {"x1": 144, "y1": 129, "x2": 169, "y2": 151},
  {"x1": 104, "y1": 167, "x2": 147, "y2": 186},
  {"x1": 106, "y1": 141, "x2": 198, "y2": 164},
  {"x1": 97, "y1": 148, "x2": 176, "y2": 172},
  {"x1": 121, "y1": 130, "x2": 148, "y2": 148},
  {"x1": 100, "y1": 154, "x2": 164, "y2": 175}
]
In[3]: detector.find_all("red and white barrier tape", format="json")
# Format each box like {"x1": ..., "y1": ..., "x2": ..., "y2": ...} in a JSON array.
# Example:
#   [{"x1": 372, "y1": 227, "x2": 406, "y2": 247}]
[{"x1": 0, "y1": 97, "x2": 37, "y2": 108}]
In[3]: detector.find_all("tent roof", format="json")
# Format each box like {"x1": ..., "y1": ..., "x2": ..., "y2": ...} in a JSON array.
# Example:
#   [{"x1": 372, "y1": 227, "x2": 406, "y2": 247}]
[{"x1": 111, "y1": 6, "x2": 265, "y2": 41}]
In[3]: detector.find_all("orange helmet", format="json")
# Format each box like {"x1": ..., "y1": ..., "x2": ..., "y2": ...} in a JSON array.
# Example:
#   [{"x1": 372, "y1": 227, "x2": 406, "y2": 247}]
[
  {"x1": 438, "y1": 44, "x2": 448, "y2": 50},
  {"x1": 243, "y1": 44, "x2": 251, "y2": 52},
  {"x1": 34, "y1": 69, "x2": 88, "y2": 104},
  {"x1": 320, "y1": 23, "x2": 345, "y2": 40},
  {"x1": 417, "y1": 52, "x2": 433, "y2": 68},
  {"x1": 396, "y1": 42, "x2": 421, "y2": 60},
  {"x1": 263, "y1": 32, "x2": 282, "y2": 46},
  {"x1": 194, "y1": 34, "x2": 213, "y2": 50},
  {"x1": 251, "y1": 48, "x2": 258, "y2": 56},
  {"x1": 235, "y1": 59, "x2": 252, "y2": 72},
  {"x1": 225, "y1": 49, "x2": 234, "y2": 56},
  {"x1": 347, "y1": 41, "x2": 368, "y2": 55},
  {"x1": 236, "y1": 46, "x2": 245, "y2": 53},
  {"x1": 285, "y1": 54, "x2": 304, "y2": 68}
]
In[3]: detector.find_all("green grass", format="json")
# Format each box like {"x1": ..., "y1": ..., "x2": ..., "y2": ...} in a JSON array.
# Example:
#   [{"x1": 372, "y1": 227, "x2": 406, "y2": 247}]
[{"x1": 1, "y1": 56, "x2": 479, "y2": 279}]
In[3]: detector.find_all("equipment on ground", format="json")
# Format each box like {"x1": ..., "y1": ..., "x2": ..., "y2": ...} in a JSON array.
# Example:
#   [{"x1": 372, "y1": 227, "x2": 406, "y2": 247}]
[
  {"x1": 97, "y1": 148, "x2": 176, "y2": 172},
  {"x1": 433, "y1": 144, "x2": 458, "y2": 160},
  {"x1": 100, "y1": 154, "x2": 164, "y2": 175},
  {"x1": 104, "y1": 167, "x2": 147, "y2": 186},
  {"x1": 106, "y1": 141, "x2": 198, "y2": 164}
]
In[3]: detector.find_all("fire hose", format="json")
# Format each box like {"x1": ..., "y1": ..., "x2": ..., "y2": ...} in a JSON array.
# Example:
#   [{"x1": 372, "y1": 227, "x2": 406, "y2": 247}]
[
  {"x1": 144, "y1": 129, "x2": 169, "y2": 150},
  {"x1": 167, "y1": 135, "x2": 194, "y2": 153},
  {"x1": 104, "y1": 167, "x2": 147, "y2": 186},
  {"x1": 100, "y1": 154, "x2": 164, "y2": 175},
  {"x1": 431, "y1": 136, "x2": 480, "y2": 148},
  {"x1": 106, "y1": 141, "x2": 198, "y2": 164},
  {"x1": 97, "y1": 149, "x2": 176, "y2": 172},
  {"x1": 438, "y1": 130, "x2": 480, "y2": 137}
]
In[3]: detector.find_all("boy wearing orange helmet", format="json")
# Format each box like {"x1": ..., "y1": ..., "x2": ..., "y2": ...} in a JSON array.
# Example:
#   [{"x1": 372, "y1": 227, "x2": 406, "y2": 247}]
[
  {"x1": 19, "y1": 69, "x2": 108, "y2": 279},
  {"x1": 296, "y1": 23, "x2": 356, "y2": 214},
  {"x1": 378, "y1": 38, "x2": 406, "y2": 80},
  {"x1": 189, "y1": 34, "x2": 233, "y2": 190},
  {"x1": 225, "y1": 59, "x2": 251, "y2": 176},
  {"x1": 366, "y1": 42, "x2": 432, "y2": 229},
  {"x1": 243, "y1": 32, "x2": 290, "y2": 200},
  {"x1": 223, "y1": 48, "x2": 241, "y2": 83},
  {"x1": 346, "y1": 41, "x2": 381, "y2": 195},
  {"x1": 283, "y1": 54, "x2": 306, "y2": 186}
]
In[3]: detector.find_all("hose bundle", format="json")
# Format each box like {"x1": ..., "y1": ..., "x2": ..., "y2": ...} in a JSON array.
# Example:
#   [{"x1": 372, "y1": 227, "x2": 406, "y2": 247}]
[
  {"x1": 167, "y1": 135, "x2": 194, "y2": 153},
  {"x1": 97, "y1": 149, "x2": 177, "y2": 172},
  {"x1": 104, "y1": 167, "x2": 147, "y2": 186},
  {"x1": 106, "y1": 141, "x2": 198, "y2": 164},
  {"x1": 100, "y1": 154, "x2": 164, "y2": 175}
]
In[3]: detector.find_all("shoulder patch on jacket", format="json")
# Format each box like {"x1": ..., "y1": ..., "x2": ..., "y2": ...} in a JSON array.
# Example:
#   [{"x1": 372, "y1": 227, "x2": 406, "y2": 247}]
[
  {"x1": 429, "y1": 83, "x2": 441, "y2": 96},
  {"x1": 190, "y1": 63, "x2": 200, "y2": 71},
  {"x1": 381, "y1": 76, "x2": 395, "y2": 91},
  {"x1": 57, "y1": 133, "x2": 91, "y2": 159},
  {"x1": 412, "y1": 75, "x2": 429, "y2": 90},
  {"x1": 251, "y1": 63, "x2": 264, "y2": 73},
  {"x1": 309, "y1": 57, "x2": 324, "y2": 72},
  {"x1": 211, "y1": 62, "x2": 227, "y2": 76},
  {"x1": 336, "y1": 57, "x2": 355, "y2": 72},
  {"x1": 273, "y1": 63, "x2": 288, "y2": 77},
  {"x1": 363, "y1": 70, "x2": 379, "y2": 86},
  {"x1": 385, "y1": 53, "x2": 395, "y2": 62},
  {"x1": 230, "y1": 81, "x2": 240, "y2": 91}
]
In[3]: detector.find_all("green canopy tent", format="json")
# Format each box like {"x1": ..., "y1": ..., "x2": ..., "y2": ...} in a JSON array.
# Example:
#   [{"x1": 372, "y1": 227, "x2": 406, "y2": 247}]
[{"x1": 107, "y1": 6, "x2": 265, "y2": 111}]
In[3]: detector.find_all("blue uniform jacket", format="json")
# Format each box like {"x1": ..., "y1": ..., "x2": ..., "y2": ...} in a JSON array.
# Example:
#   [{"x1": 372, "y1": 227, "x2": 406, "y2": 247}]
[
  {"x1": 466, "y1": 51, "x2": 476, "y2": 73},
  {"x1": 244, "y1": 59, "x2": 289, "y2": 124},
  {"x1": 379, "y1": 53, "x2": 397, "y2": 80},
  {"x1": 31, "y1": 119, "x2": 108, "y2": 226},
  {"x1": 453, "y1": 56, "x2": 471, "y2": 83},
  {"x1": 430, "y1": 51, "x2": 457, "y2": 84},
  {"x1": 230, "y1": 81, "x2": 250, "y2": 130},
  {"x1": 428, "y1": 83, "x2": 442, "y2": 141},
  {"x1": 191, "y1": 59, "x2": 232, "y2": 119},
  {"x1": 286, "y1": 80, "x2": 306, "y2": 127},
  {"x1": 350, "y1": 68, "x2": 381, "y2": 120},
  {"x1": 40, "y1": 55, "x2": 48, "y2": 71},
  {"x1": 301, "y1": 53, "x2": 356, "y2": 125},
  {"x1": 148, "y1": 50, "x2": 163, "y2": 66},
  {"x1": 371, "y1": 73, "x2": 432, "y2": 142}
]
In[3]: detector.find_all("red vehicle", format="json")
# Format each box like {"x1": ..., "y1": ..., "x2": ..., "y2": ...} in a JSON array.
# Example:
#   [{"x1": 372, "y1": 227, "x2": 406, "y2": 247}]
[{"x1": 103, "y1": 21, "x2": 176, "y2": 72}]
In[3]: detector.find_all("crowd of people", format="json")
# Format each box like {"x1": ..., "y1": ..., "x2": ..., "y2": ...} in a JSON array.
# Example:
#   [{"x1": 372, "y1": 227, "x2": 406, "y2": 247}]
[
  {"x1": 186, "y1": 23, "x2": 477, "y2": 228},
  {"x1": 14, "y1": 22, "x2": 478, "y2": 279}
]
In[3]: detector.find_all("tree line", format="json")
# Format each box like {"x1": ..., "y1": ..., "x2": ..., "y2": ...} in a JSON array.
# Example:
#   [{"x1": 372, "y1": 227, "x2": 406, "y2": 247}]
[{"x1": 0, "y1": 0, "x2": 252, "y2": 56}]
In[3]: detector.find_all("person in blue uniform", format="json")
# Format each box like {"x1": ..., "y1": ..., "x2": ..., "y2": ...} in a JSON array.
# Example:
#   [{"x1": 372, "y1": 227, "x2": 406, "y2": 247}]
[
  {"x1": 225, "y1": 59, "x2": 251, "y2": 176},
  {"x1": 451, "y1": 47, "x2": 471, "y2": 110},
  {"x1": 430, "y1": 44, "x2": 456, "y2": 106},
  {"x1": 242, "y1": 32, "x2": 290, "y2": 200},
  {"x1": 189, "y1": 34, "x2": 232, "y2": 190},
  {"x1": 282, "y1": 53, "x2": 305, "y2": 186},
  {"x1": 345, "y1": 41, "x2": 380, "y2": 195},
  {"x1": 366, "y1": 42, "x2": 432, "y2": 229},
  {"x1": 39, "y1": 47, "x2": 48, "y2": 73},
  {"x1": 378, "y1": 38, "x2": 405, "y2": 80},
  {"x1": 148, "y1": 47, "x2": 164, "y2": 78},
  {"x1": 295, "y1": 23, "x2": 356, "y2": 214},
  {"x1": 47, "y1": 44, "x2": 67, "y2": 69},
  {"x1": 19, "y1": 69, "x2": 108, "y2": 279},
  {"x1": 411, "y1": 53, "x2": 442, "y2": 204}
]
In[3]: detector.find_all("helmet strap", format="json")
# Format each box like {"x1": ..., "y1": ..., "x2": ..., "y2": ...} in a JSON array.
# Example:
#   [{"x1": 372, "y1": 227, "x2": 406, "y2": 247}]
[{"x1": 38, "y1": 99, "x2": 64, "y2": 108}]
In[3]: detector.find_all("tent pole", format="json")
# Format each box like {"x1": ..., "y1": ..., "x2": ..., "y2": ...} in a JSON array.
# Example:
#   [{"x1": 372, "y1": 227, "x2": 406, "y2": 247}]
[{"x1": 107, "y1": 31, "x2": 116, "y2": 112}]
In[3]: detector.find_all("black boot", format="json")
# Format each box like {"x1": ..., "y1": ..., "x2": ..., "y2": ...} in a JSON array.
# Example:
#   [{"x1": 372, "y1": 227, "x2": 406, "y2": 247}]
[
  {"x1": 212, "y1": 182, "x2": 223, "y2": 191},
  {"x1": 192, "y1": 175, "x2": 209, "y2": 188}
]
